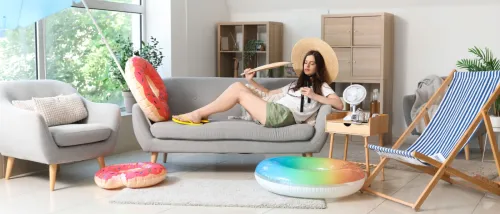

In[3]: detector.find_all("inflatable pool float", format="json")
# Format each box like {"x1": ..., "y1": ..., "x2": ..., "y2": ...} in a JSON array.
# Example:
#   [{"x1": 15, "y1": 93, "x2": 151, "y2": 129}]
[
  {"x1": 255, "y1": 156, "x2": 365, "y2": 199},
  {"x1": 94, "y1": 162, "x2": 167, "y2": 189},
  {"x1": 126, "y1": 56, "x2": 170, "y2": 122}
]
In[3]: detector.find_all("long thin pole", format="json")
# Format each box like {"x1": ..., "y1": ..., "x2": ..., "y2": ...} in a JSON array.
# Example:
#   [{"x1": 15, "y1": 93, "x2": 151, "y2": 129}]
[{"x1": 80, "y1": 0, "x2": 127, "y2": 83}]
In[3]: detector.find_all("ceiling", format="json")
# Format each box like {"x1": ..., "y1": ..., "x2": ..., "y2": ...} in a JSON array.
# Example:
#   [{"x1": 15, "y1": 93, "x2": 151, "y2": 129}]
[{"x1": 225, "y1": 0, "x2": 500, "y2": 13}]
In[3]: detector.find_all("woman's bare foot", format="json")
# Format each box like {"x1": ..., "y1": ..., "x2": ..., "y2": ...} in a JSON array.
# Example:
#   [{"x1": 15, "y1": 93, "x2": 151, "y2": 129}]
[{"x1": 173, "y1": 111, "x2": 203, "y2": 124}]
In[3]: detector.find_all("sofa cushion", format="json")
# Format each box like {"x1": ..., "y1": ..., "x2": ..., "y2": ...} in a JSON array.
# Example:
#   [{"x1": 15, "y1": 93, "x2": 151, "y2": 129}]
[
  {"x1": 150, "y1": 120, "x2": 315, "y2": 142},
  {"x1": 49, "y1": 124, "x2": 112, "y2": 147}
]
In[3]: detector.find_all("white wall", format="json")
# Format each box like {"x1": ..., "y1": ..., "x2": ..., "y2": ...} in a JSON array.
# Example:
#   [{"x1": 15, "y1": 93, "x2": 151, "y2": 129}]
[
  {"x1": 185, "y1": 0, "x2": 230, "y2": 76},
  {"x1": 227, "y1": 0, "x2": 500, "y2": 137},
  {"x1": 145, "y1": 0, "x2": 172, "y2": 78},
  {"x1": 167, "y1": 0, "x2": 230, "y2": 77},
  {"x1": 146, "y1": 0, "x2": 230, "y2": 77},
  {"x1": 169, "y1": 0, "x2": 188, "y2": 77}
]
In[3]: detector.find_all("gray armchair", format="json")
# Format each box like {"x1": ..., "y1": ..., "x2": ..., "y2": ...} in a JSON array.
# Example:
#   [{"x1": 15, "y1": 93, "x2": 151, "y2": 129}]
[{"x1": 0, "y1": 80, "x2": 121, "y2": 191}]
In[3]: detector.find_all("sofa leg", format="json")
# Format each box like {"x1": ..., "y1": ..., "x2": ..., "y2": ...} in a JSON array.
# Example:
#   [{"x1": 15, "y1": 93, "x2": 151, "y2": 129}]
[
  {"x1": 49, "y1": 164, "x2": 58, "y2": 191},
  {"x1": 5, "y1": 157, "x2": 14, "y2": 180},
  {"x1": 303, "y1": 153, "x2": 313, "y2": 157},
  {"x1": 97, "y1": 156, "x2": 105, "y2": 169},
  {"x1": 163, "y1": 153, "x2": 168, "y2": 163},
  {"x1": 151, "y1": 152, "x2": 158, "y2": 163}
]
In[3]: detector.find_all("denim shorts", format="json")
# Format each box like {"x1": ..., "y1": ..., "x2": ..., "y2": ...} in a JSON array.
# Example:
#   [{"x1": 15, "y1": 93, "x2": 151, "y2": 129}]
[{"x1": 264, "y1": 102, "x2": 296, "y2": 128}]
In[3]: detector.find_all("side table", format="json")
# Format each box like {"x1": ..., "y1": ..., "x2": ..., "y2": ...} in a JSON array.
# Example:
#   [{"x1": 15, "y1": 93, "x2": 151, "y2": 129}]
[{"x1": 325, "y1": 111, "x2": 389, "y2": 179}]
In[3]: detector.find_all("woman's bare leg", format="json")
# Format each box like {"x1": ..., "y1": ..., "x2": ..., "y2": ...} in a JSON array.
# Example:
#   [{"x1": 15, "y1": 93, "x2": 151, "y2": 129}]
[{"x1": 173, "y1": 82, "x2": 268, "y2": 124}]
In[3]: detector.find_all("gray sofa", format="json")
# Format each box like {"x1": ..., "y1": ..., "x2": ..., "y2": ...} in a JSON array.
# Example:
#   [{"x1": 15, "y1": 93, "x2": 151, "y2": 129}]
[{"x1": 132, "y1": 77, "x2": 333, "y2": 162}]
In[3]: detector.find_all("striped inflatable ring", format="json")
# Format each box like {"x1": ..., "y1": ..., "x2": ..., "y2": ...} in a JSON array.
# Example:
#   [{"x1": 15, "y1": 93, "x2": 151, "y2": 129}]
[
  {"x1": 255, "y1": 156, "x2": 365, "y2": 199},
  {"x1": 126, "y1": 56, "x2": 170, "y2": 122},
  {"x1": 94, "y1": 162, "x2": 167, "y2": 189}
]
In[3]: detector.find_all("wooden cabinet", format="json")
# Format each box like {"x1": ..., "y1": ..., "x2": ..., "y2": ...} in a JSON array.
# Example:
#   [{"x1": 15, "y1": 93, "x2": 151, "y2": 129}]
[
  {"x1": 352, "y1": 47, "x2": 381, "y2": 78},
  {"x1": 322, "y1": 12, "x2": 394, "y2": 145},
  {"x1": 353, "y1": 16, "x2": 383, "y2": 46},
  {"x1": 324, "y1": 17, "x2": 351, "y2": 46},
  {"x1": 333, "y1": 47, "x2": 352, "y2": 81}
]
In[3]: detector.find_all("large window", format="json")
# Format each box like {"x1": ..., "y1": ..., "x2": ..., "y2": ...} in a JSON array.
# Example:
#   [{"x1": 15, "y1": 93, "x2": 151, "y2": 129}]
[
  {"x1": 0, "y1": 24, "x2": 37, "y2": 81},
  {"x1": 0, "y1": 1, "x2": 144, "y2": 108},
  {"x1": 45, "y1": 8, "x2": 141, "y2": 106}
]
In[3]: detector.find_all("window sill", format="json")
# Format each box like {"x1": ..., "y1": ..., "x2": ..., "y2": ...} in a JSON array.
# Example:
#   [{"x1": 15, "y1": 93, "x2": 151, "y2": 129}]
[{"x1": 121, "y1": 111, "x2": 132, "y2": 117}]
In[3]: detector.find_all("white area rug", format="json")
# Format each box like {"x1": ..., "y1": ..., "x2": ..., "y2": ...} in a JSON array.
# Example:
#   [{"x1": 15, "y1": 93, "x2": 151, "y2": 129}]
[{"x1": 109, "y1": 177, "x2": 327, "y2": 209}]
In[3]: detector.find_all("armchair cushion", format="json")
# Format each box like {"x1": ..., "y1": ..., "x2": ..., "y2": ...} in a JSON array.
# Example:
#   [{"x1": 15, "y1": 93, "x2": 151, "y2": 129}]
[
  {"x1": 49, "y1": 124, "x2": 112, "y2": 147},
  {"x1": 150, "y1": 120, "x2": 315, "y2": 142},
  {"x1": 32, "y1": 93, "x2": 88, "y2": 126}
]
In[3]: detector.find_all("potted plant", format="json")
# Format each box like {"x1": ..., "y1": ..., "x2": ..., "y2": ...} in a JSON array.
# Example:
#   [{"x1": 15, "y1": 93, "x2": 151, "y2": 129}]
[
  {"x1": 244, "y1": 39, "x2": 265, "y2": 68},
  {"x1": 109, "y1": 35, "x2": 164, "y2": 113},
  {"x1": 457, "y1": 46, "x2": 500, "y2": 128}
]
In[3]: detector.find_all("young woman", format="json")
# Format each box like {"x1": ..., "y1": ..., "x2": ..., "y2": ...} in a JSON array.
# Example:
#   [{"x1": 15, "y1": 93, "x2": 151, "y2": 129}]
[{"x1": 173, "y1": 39, "x2": 344, "y2": 127}]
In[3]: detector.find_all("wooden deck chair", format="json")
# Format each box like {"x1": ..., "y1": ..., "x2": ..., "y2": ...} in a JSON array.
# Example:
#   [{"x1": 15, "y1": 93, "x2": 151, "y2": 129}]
[{"x1": 363, "y1": 69, "x2": 500, "y2": 211}]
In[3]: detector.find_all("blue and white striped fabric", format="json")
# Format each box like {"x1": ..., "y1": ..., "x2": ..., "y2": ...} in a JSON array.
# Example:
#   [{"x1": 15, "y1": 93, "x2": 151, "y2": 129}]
[{"x1": 369, "y1": 71, "x2": 500, "y2": 166}]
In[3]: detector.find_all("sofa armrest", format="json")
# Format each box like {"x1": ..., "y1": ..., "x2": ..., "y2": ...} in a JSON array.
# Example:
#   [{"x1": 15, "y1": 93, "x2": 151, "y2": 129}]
[
  {"x1": 82, "y1": 99, "x2": 121, "y2": 133},
  {"x1": 0, "y1": 100, "x2": 58, "y2": 162},
  {"x1": 132, "y1": 104, "x2": 155, "y2": 151},
  {"x1": 308, "y1": 105, "x2": 333, "y2": 152}
]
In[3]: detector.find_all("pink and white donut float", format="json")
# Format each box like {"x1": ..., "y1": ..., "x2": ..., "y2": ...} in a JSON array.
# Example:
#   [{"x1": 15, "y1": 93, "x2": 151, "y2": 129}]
[{"x1": 94, "y1": 162, "x2": 167, "y2": 189}]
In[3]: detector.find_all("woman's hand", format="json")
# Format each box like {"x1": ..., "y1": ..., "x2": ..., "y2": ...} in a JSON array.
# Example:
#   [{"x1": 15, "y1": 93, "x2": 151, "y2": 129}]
[
  {"x1": 300, "y1": 87, "x2": 317, "y2": 99},
  {"x1": 244, "y1": 68, "x2": 255, "y2": 81}
]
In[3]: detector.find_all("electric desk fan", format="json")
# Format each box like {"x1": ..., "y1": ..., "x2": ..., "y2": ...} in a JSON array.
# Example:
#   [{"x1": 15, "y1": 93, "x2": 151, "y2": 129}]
[{"x1": 342, "y1": 84, "x2": 367, "y2": 121}]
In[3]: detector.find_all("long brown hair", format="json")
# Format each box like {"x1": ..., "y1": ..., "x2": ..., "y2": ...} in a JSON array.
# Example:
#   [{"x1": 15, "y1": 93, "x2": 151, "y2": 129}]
[{"x1": 291, "y1": 50, "x2": 327, "y2": 96}]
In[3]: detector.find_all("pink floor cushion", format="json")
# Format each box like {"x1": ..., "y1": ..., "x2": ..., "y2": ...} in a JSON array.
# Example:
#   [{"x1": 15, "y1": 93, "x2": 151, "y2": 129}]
[{"x1": 94, "y1": 162, "x2": 167, "y2": 189}]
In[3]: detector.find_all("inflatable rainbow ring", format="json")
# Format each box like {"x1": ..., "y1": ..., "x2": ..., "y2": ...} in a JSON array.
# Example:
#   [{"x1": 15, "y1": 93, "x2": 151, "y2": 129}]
[{"x1": 255, "y1": 156, "x2": 366, "y2": 199}]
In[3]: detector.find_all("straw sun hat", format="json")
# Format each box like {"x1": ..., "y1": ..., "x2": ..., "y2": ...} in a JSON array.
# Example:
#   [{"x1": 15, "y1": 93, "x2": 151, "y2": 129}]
[{"x1": 290, "y1": 37, "x2": 339, "y2": 83}]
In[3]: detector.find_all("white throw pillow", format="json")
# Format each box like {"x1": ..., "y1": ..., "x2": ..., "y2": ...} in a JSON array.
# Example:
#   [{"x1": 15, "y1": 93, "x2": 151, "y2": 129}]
[
  {"x1": 12, "y1": 99, "x2": 36, "y2": 111},
  {"x1": 32, "y1": 93, "x2": 88, "y2": 127},
  {"x1": 12, "y1": 94, "x2": 64, "y2": 111}
]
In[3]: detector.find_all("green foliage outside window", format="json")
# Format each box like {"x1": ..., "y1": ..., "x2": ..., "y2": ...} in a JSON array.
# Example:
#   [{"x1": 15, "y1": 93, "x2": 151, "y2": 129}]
[
  {"x1": 0, "y1": 26, "x2": 36, "y2": 81},
  {"x1": 0, "y1": 7, "x2": 139, "y2": 106}
]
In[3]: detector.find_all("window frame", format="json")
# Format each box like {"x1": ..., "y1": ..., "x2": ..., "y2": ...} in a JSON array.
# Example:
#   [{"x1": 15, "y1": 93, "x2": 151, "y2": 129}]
[{"x1": 35, "y1": 0, "x2": 146, "y2": 80}]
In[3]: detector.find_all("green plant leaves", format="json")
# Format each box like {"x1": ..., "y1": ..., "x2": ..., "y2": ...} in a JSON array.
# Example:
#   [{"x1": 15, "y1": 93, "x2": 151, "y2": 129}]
[
  {"x1": 456, "y1": 46, "x2": 500, "y2": 72},
  {"x1": 243, "y1": 39, "x2": 264, "y2": 67},
  {"x1": 457, "y1": 46, "x2": 500, "y2": 115},
  {"x1": 108, "y1": 35, "x2": 164, "y2": 91}
]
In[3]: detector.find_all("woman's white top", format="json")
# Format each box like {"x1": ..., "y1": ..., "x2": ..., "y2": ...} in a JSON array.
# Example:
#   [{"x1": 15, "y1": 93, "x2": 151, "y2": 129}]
[{"x1": 274, "y1": 81, "x2": 335, "y2": 123}]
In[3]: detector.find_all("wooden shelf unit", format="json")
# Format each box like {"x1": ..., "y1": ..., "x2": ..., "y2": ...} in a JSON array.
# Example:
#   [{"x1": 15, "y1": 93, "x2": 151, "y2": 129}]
[
  {"x1": 217, "y1": 21, "x2": 284, "y2": 78},
  {"x1": 321, "y1": 12, "x2": 394, "y2": 145}
]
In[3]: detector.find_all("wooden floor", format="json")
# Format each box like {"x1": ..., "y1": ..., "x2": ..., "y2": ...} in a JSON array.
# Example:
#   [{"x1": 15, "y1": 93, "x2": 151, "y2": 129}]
[{"x1": 1, "y1": 143, "x2": 499, "y2": 214}]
